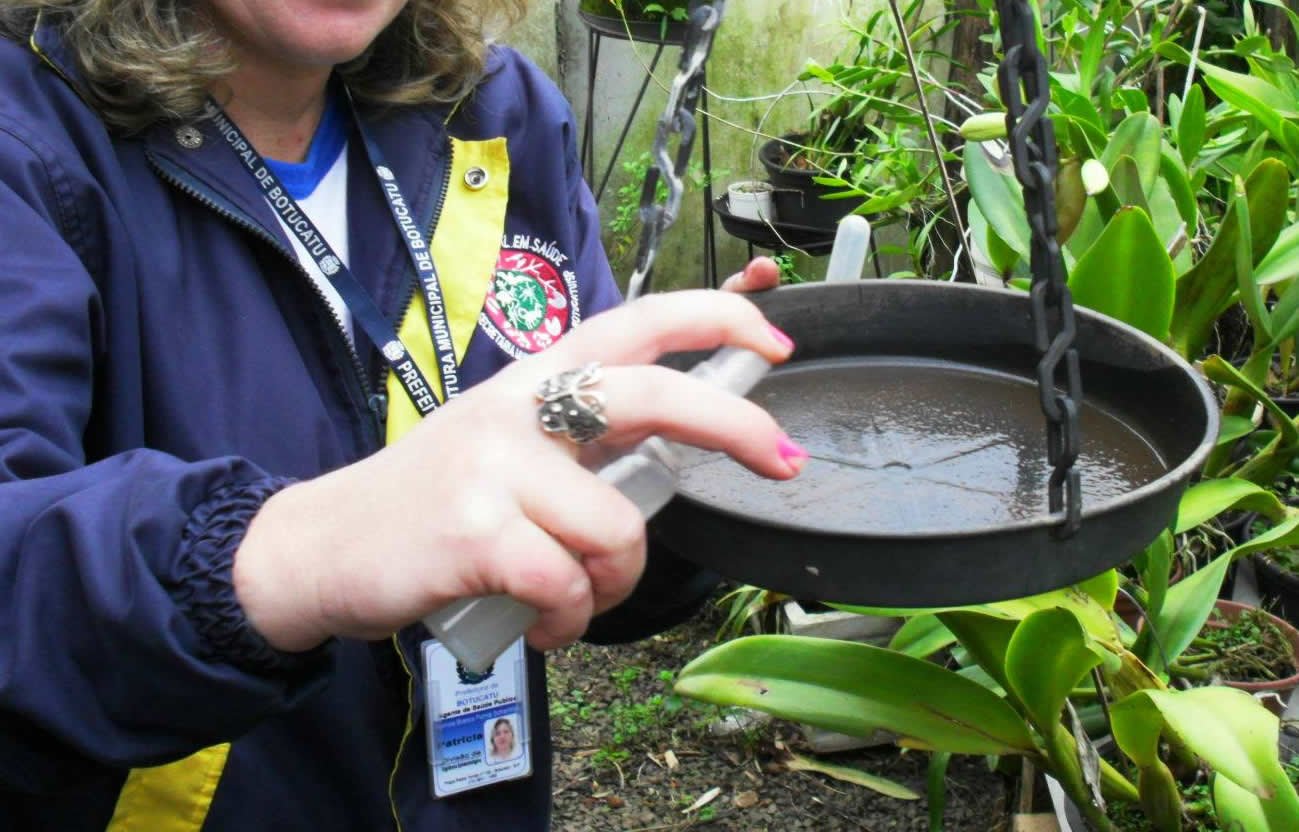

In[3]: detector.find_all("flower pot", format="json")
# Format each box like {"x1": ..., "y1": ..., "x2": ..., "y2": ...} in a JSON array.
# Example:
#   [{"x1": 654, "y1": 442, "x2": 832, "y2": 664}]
[
  {"x1": 758, "y1": 135, "x2": 864, "y2": 231},
  {"x1": 725, "y1": 181, "x2": 775, "y2": 223},
  {"x1": 1254, "y1": 552, "x2": 1299, "y2": 629},
  {"x1": 1239, "y1": 512, "x2": 1299, "y2": 628},
  {"x1": 1202, "y1": 599, "x2": 1299, "y2": 700},
  {"x1": 576, "y1": 3, "x2": 691, "y2": 43}
]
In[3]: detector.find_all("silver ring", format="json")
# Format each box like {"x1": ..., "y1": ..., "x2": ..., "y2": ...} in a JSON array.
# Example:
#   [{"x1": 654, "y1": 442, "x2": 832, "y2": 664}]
[{"x1": 536, "y1": 362, "x2": 608, "y2": 444}]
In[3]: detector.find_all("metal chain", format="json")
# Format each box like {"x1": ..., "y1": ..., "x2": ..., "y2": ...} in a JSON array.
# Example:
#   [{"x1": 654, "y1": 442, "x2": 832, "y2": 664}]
[
  {"x1": 995, "y1": 0, "x2": 1083, "y2": 535},
  {"x1": 624, "y1": 0, "x2": 725, "y2": 301}
]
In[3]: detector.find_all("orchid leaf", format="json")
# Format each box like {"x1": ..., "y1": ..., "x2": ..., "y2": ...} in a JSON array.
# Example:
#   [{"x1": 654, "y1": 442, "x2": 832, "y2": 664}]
[
  {"x1": 1121, "y1": 687, "x2": 1297, "y2": 810},
  {"x1": 1152, "y1": 511, "x2": 1299, "y2": 668},
  {"x1": 835, "y1": 579, "x2": 1117, "y2": 643},
  {"x1": 1109, "y1": 693, "x2": 1184, "y2": 831},
  {"x1": 1257, "y1": 224, "x2": 1299, "y2": 288},
  {"x1": 1203, "y1": 356, "x2": 1299, "y2": 453},
  {"x1": 1217, "y1": 414, "x2": 1257, "y2": 446},
  {"x1": 1100, "y1": 113, "x2": 1162, "y2": 194},
  {"x1": 1171, "y1": 476, "x2": 1287, "y2": 532},
  {"x1": 964, "y1": 141, "x2": 1029, "y2": 260},
  {"x1": 1005, "y1": 608, "x2": 1111, "y2": 730},
  {"x1": 1067, "y1": 206, "x2": 1174, "y2": 341},
  {"x1": 782, "y1": 750, "x2": 921, "y2": 800},
  {"x1": 1137, "y1": 530, "x2": 1173, "y2": 622},
  {"x1": 887, "y1": 614, "x2": 955, "y2": 658},
  {"x1": 1232, "y1": 175, "x2": 1272, "y2": 348},
  {"x1": 1159, "y1": 147, "x2": 1198, "y2": 231},
  {"x1": 1170, "y1": 159, "x2": 1290, "y2": 359},
  {"x1": 1176, "y1": 84, "x2": 1206, "y2": 167},
  {"x1": 674, "y1": 636, "x2": 1036, "y2": 755}
]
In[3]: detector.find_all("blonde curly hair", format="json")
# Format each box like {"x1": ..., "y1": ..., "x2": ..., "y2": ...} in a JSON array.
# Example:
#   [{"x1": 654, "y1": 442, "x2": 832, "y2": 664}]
[{"x1": 0, "y1": 0, "x2": 527, "y2": 132}]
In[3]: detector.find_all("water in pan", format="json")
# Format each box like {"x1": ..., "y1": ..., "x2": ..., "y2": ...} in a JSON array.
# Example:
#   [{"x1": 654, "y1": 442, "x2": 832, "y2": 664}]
[{"x1": 678, "y1": 357, "x2": 1169, "y2": 535}]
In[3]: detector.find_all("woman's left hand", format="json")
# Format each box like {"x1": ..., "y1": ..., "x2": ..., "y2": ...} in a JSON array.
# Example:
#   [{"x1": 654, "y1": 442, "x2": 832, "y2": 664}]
[{"x1": 719, "y1": 256, "x2": 780, "y2": 294}]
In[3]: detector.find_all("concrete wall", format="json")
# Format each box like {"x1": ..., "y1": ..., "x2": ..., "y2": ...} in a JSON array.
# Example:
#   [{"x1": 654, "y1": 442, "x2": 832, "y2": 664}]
[{"x1": 504, "y1": 0, "x2": 938, "y2": 291}]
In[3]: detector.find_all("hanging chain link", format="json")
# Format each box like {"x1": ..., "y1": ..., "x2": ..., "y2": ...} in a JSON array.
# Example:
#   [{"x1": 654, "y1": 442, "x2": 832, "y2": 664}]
[
  {"x1": 624, "y1": 0, "x2": 725, "y2": 301},
  {"x1": 995, "y1": 0, "x2": 1083, "y2": 535}
]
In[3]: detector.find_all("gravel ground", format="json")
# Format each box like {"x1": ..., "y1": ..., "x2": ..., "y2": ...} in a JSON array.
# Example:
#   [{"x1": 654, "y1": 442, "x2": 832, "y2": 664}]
[{"x1": 548, "y1": 599, "x2": 1012, "y2": 831}]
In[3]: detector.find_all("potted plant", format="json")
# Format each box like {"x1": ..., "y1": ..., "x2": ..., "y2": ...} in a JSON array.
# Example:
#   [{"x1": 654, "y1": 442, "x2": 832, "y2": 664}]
[
  {"x1": 675, "y1": 476, "x2": 1299, "y2": 830},
  {"x1": 756, "y1": 0, "x2": 961, "y2": 233},
  {"x1": 1172, "y1": 600, "x2": 1299, "y2": 700},
  {"x1": 576, "y1": 0, "x2": 692, "y2": 42},
  {"x1": 724, "y1": 180, "x2": 775, "y2": 223}
]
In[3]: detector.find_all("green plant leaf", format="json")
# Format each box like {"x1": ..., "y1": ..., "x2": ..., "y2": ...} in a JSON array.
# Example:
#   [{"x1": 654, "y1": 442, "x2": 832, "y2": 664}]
[
  {"x1": 1109, "y1": 693, "x2": 1184, "y2": 831},
  {"x1": 964, "y1": 142, "x2": 1029, "y2": 259},
  {"x1": 1218, "y1": 415, "x2": 1258, "y2": 447},
  {"x1": 1100, "y1": 113, "x2": 1162, "y2": 194},
  {"x1": 1214, "y1": 775, "x2": 1271, "y2": 831},
  {"x1": 1203, "y1": 357, "x2": 1299, "y2": 455},
  {"x1": 1137, "y1": 530, "x2": 1174, "y2": 622},
  {"x1": 674, "y1": 636, "x2": 1037, "y2": 755},
  {"x1": 1158, "y1": 147, "x2": 1198, "y2": 231},
  {"x1": 835, "y1": 582, "x2": 1117, "y2": 643},
  {"x1": 1268, "y1": 276, "x2": 1299, "y2": 350},
  {"x1": 1067, "y1": 207, "x2": 1174, "y2": 341},
  {"x1": 1125, "y1": 687, "x2": 1293, "y2": 801},
  {"x1": 1177, "y1": 84, "x2": 1206, "y2": 167},
  {"x1": 1232, "y1": 175, "x2": 1272, "y2": 348},
  {"x1": 1170, "y1": 159, "x2": 1291, "y2": 359},
  {"x1": 1108, "y1": 156, "x2": 1149, "y2": 213},
  {"x1": 782, "y1": 749, "x2": 921, "y2": 800},
  {"x1": 887, "y1": 614, "x2": 955, "y2": 658},
  {"x1": 1172, "y1": 476, "x2": 1287, "y2": 533},
  {"x1": 1256, "y1": 224, "x2": 1299, "y2": 287},
  {"x1": 1004, "y1": 608, "x2": 1109, "y2": 730},
  {"x1": 1199, "y1": 61, "x2": 1299, "y2": 118},
  {"x1": 1153, "y1": 511, "x2": 1299, "y2": 667}
]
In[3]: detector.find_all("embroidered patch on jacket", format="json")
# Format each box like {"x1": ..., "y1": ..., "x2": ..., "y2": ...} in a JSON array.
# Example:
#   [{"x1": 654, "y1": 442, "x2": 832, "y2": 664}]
[{"x1": 480, "y1": 236, "x2": 581, "y2": 358}]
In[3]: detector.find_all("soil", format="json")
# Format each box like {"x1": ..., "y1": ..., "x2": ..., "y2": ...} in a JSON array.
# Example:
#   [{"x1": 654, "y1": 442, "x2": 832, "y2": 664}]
[{"x1": 547, "y1": 597, "x2": 1012, "y2": 831}]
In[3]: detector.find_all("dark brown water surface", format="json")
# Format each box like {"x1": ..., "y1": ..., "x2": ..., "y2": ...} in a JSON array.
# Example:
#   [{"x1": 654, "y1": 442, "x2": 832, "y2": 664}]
[{"x1": 679, "y1": 358, "x2": 1169, "y2": 534}]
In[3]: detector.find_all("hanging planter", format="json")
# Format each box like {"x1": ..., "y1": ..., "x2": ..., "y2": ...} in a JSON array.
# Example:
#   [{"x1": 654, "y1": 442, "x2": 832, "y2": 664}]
[
  {"x1": 758, "y1": 134, "x2": 865, "y2": 231},
  {"x1": 577, "y1": 0, "x2": 692, "y2": 43}
]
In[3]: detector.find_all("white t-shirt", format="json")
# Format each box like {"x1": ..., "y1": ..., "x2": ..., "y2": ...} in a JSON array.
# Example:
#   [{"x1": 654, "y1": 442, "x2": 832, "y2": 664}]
[
  {"x1": 276, "y1": 151, "x2": 353, "y2": 342},
  {"x1": 264, "y1": 96, "x2": 355, "y2": 341}
]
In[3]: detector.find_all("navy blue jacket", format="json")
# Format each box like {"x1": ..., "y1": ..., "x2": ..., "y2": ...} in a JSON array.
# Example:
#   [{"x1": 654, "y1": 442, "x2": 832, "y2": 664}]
[{"x1": 0, "y1": 16, "x2": 705, "y2": 832}]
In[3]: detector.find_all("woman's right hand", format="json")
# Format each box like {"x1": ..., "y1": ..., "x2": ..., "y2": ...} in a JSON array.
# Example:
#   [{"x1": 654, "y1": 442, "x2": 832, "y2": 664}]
[{"x1": 232, "y1": 290, "x2": 807, "y2": 654}]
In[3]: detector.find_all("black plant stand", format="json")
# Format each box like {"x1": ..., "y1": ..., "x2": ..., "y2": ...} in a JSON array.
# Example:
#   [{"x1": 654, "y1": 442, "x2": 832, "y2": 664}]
[
  {"x1": 712, "y1": 194, "x2": 888, "y2": 278},
  {"x1": 578, "y1": 11, "x2": 719, "y2": 288}
]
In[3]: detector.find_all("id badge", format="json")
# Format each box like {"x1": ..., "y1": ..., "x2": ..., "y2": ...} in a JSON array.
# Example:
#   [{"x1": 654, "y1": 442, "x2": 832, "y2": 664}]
[{"x1": 422, "y1": 636, "x2": 532, "y2": 797}]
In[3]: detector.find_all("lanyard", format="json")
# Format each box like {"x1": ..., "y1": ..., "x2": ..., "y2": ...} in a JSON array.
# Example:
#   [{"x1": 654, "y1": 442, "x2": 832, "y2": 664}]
[{"x1": 204, "y1": 96, "x2": 462, "y2": 416}]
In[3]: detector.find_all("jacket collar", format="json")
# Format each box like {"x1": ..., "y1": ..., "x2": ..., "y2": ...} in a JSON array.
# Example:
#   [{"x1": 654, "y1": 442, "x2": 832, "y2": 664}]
[
  {"x1": 29, "y1": 11, "x2": 89, "y2": 101},
  {"x1": 30, "y1": 14, "x2": 450, "y2": 249},
  {"x1": 142, "y1": 95, "x2": 448, "y2": 257}
]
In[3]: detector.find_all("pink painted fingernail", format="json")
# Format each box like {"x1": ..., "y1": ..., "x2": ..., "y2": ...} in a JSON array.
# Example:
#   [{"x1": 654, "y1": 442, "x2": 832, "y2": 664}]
[
  {"x1": 767, "y1": 323, "x2": 795, "y2": 351},
  {"x1": 778, "y1": 434, "x2": 809, "y2": 470}
]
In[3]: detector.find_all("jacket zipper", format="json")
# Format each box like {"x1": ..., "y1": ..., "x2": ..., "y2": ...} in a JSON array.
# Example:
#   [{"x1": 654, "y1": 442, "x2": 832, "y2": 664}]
[
  {"x1": 146, "y1": 155, "x2": 384, "y2": 447},
  {"x1": 385, "y1": 136, "x2": 456, "y2": 832}
]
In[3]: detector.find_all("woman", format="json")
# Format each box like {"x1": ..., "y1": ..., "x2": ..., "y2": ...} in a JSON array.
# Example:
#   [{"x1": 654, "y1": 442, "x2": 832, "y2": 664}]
[
  {"x1": 0, "y1": 0, "x2": 804, "y2": 829},
  {"x1": 487, "y1": 718, "x2": 517, "y2": 763}
]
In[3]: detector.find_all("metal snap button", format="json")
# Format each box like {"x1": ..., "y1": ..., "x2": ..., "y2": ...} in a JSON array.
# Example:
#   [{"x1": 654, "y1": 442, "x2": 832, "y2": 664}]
[
  {"x1": 464, "y1": 166, "x2": 488, "y2": 190},
  {"x1": 175, "y1": 125, "x2": 203, "y2": 149}
]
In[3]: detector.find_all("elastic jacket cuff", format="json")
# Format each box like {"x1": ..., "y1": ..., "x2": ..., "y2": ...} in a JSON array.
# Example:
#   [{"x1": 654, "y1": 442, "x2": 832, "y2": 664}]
[{"x1": 175, "y1": 477, "x2": 335, "y2": 675}]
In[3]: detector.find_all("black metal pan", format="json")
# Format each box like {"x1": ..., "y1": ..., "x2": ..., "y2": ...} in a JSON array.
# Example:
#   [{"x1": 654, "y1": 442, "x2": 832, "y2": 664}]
[{"x1": 653, "y1": 280, "x2": 1219, "y2": 607}]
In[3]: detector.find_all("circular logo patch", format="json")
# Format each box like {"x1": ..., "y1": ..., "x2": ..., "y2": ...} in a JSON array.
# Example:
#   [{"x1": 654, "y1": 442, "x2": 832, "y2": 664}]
[{"x1": 482, "y1": 248, "x2": 577, "y2": 357}]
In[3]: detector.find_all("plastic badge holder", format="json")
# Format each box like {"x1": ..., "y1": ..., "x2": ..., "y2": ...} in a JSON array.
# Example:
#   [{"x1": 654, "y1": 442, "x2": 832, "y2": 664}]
[{"x1": 422, "y1": 346, "x2": 772, "y2": 672}]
